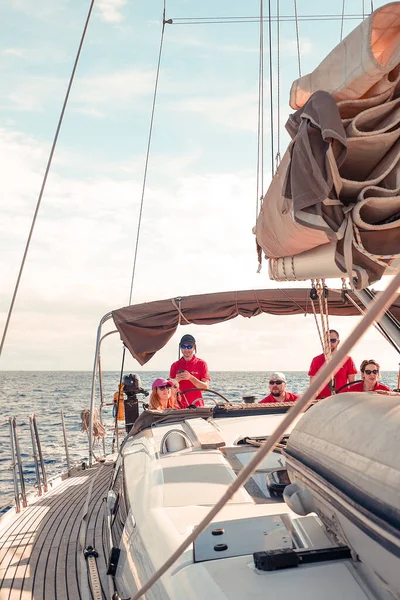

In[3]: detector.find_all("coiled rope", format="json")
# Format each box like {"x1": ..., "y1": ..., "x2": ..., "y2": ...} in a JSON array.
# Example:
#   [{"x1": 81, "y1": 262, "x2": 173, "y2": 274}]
[{"x1": 81, "y1": 408, "x2": 106, "y2": 441}]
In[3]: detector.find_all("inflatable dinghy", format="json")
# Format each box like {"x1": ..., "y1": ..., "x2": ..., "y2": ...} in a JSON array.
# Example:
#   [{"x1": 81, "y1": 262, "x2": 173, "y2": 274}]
[{"x1": 284, "y1": 392, "x2": 400, "y2": 598}]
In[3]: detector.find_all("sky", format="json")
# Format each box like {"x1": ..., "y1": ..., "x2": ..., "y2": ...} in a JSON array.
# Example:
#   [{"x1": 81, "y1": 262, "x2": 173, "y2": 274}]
[{"x1": 1, "y1": 0, "x2": 399, "y2": 374}]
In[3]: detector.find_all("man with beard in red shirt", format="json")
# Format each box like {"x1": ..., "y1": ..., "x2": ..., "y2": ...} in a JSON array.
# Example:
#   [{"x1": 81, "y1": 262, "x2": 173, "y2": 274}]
[
  {"x1": 170, "y1": 334, "x2": 210, "y2": 408},
  {"x1": 259, "y1": 372, "x2": 299, "y2": 403},
  {"x1": 308, "y1": 329, "x2": 357, "y2": 398}
]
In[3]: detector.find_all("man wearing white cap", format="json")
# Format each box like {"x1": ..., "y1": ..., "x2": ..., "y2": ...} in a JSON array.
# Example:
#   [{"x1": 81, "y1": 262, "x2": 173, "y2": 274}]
[{"x1": 259, "y1": 372, "x2": 299, "y2": 404}]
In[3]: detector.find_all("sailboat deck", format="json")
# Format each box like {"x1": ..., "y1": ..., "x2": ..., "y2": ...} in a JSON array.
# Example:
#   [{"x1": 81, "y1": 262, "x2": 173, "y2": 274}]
[{"x1": 0, "y1": 461, "x2": 114, "y2": 600}]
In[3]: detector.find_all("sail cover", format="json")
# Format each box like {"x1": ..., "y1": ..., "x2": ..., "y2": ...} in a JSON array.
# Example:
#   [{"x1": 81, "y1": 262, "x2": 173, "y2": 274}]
[
  {"x1": 256, "y1": 2, "x2": 400, "y2": 289},
  {"x1": 112, "y1": 288, "x2": 400, "y2": 365}
]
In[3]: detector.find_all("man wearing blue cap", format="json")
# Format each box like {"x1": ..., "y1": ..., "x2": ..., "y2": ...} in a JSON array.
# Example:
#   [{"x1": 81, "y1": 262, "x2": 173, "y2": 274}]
[{"x1": 170, "y1": 334, "x2": 210, "y2": 407}]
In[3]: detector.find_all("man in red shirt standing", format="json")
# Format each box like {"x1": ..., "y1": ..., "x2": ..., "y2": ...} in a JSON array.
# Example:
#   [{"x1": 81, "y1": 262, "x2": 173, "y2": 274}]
[
  {"x1": 259, "y1": 372, "x2": 299, "y2": 403},
  {"x1": 170, "y1": 334, "x2": 210, "y2": 408},
  {"x1": 308, "y1": 329, "x2": 357, "y2": 399}
]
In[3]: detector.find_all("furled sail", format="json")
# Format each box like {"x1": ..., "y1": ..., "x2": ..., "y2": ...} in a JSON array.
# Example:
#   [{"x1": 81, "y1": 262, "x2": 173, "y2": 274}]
[{"x1": 256, "y1": 2, "x2": 400, "y2": 289}]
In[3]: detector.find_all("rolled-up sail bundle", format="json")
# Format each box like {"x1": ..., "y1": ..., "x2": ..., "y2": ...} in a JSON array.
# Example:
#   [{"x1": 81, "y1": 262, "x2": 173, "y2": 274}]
[
  {"x1": 268, "y1": 244, "x2": 354, "y2": 282},
  {"x1": 290, "y1": 2, "x2": 400, "y2": 109},
  {"x1": 255, "y1": 150, "x2": 330, "y2": 259},
  {"x1": 268, "y1": 242, "x2": 400, "y2": 283},
  {"x1": 256, "y1": 2, "x2": 400, "y2": 289}
]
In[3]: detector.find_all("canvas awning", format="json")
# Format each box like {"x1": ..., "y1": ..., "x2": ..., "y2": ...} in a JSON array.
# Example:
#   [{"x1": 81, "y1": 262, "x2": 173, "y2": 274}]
[{"x1": 112, "y1": 288, "x2": 400, "y2": 365}]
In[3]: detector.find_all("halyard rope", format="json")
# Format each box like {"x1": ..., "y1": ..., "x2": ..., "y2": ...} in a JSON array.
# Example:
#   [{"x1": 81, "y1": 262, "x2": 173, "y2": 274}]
[{"x1": 293, "y1": 0, "x2": 302, "y2": 76}]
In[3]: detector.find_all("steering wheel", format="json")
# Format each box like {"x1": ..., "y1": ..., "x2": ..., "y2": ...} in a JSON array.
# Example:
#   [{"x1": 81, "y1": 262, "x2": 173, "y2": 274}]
[
  {"x1": 184, "y1": 388, "x2": 234, "y2": 407},
  {"x1": 334, "y1": 379, "x2": 363, "y2": 394}
]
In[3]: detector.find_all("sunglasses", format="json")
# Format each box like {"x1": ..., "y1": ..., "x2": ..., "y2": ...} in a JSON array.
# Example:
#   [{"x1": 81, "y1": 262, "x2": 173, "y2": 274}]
[
  {"x1": 157, "y1": 385, "x2": 171, "y2": 391},
  {"x1": 330, "y1": 338, "x2": 339, "y2": 343},
  {"x1": 364, "y1": 369, "x2": 378, "y2": 375},
  {"x1": 269, "y1": 380, "x2": 284, "y2": 385},
  {"x1": 181, "y1": 344, "x2": 193, "y2": 349}
]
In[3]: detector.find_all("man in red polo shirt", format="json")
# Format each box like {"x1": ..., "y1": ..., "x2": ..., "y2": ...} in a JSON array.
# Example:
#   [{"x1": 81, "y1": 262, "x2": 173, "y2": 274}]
[
  {"x1": 259, "y1": 372, "x2": 299, "y2": 403},
  {"x1": 308, "y1": 329, "x2": 357, "y2": 399},
  {"x1": 170, "y1": 334, "x2": 210, "y2": 407}
]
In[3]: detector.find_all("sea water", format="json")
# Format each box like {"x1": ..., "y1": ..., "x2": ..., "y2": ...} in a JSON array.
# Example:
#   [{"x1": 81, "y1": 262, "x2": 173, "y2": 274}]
[{"x1": 0, "y1": 370, "x2": 398, "y2": 508}]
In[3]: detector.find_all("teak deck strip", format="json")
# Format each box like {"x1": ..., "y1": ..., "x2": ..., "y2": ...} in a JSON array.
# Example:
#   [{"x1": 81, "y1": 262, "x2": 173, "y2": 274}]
[{"x1": 0, "y1": 461, "x2": 114, "y2": 600}]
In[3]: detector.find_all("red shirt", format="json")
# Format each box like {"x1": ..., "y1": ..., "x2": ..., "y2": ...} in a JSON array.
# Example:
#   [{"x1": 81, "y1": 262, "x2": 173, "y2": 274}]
[
  {"x1": 308, "y1": 353, "x2": 357, "y2": 399},
  {"x1": 259, "y1": 392, "x2": 299, "y2": 404},
  {"x1": 338, "y1": 381, "x2": 391, "y2": 393},
  {"x1": 170, "y1": 356, "x2": 210, "y2": 408}
]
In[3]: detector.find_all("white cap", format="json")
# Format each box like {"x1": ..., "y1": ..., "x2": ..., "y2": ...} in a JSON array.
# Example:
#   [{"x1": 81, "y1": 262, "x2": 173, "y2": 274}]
[{"x1": 269, "y1": 372, "x2": 286, "y2": 382}]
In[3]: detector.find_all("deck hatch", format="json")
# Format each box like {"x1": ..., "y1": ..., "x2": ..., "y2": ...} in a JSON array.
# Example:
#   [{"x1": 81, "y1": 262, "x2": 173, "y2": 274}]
[
  {"x1": 184, "y1": 418, "x2": 226, "y2": 449},
  {"x1": 193, "y1": 514, "x2": 292, "y2": 562}
]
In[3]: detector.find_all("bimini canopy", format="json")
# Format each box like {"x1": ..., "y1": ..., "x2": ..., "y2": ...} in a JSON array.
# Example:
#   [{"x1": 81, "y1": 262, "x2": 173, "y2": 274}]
[{"x1": 112, "y1": 288, "x2": 400, "y2": 365}]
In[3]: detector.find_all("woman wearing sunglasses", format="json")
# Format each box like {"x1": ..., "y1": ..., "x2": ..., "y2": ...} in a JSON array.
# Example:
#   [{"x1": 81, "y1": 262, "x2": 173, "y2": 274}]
[
  {"x1": 342, "y1": 360, "x2": 391, "y2": 393},
  {"x1": 148, "y1": 378, "x2": 177, "y2": 410},
  {"x1": 167, "y1": 378, "x2": 185, "y2": 409}
]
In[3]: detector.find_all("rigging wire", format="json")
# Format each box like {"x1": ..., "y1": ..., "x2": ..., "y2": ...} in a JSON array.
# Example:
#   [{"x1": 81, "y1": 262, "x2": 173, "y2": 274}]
[
  {"x1": 340, "y1": 0, "x2": 346, "y2": 41},
  {"x1": 267, "y1": 0, "x2": 274, "y2": 178},
  {"x1": 275, "y1": 0, "x2": 281, "y2": 169},
  {"x1": 127, "y1": 1, "x2": 168, "y2": 307},
  {"x1": 0, "y1": 0, "x2": 96, "y2": 360},
  {"x1": 118, "y1": 1, "x2": 168, "y2": 383},
  {"x1": 256, "y1": 0, "x2": 265, "y2": 218},
  {"x1": 341, "y1": 289, "x2": 400, "y2": 355},
  {"x1": 170, "y1": 13, "x2": 371, "y2": 24},
  {"x1": 293, "y1": 0, "x2": 302, "y2": 77}
]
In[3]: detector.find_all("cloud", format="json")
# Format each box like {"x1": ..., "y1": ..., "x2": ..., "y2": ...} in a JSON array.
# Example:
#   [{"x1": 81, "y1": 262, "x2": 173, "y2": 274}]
[
  {"x1": 9, "y1": 0, "x2": 66, "y2": 18},
  {"x1": 3, "y1": 48, "x2": 27, "y2": 58},
  {"x1": 169, "y1": 92, "x2": 259, "y2": 132},
  {"x1": 96, "y1": 0, "x2": 127, "y2": 24},
  {"x1": 0, "y1": 67, "x2": 156, "y2": 114},
  {"x1": 4, "y1": 76, "x2": 64, "y2": 112},
  {"x1": 280, "y1": 38, "x2": 313, "y2": 57},
  {"x1": 167, "y1": 33, "x2": 258, "y2": 55},
  {"x1": 73, "y1": 68, "x2": 155, "y2": 107},
  {"x1": 0, "y1": 124, "x2": 263, "y2": 369}
]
